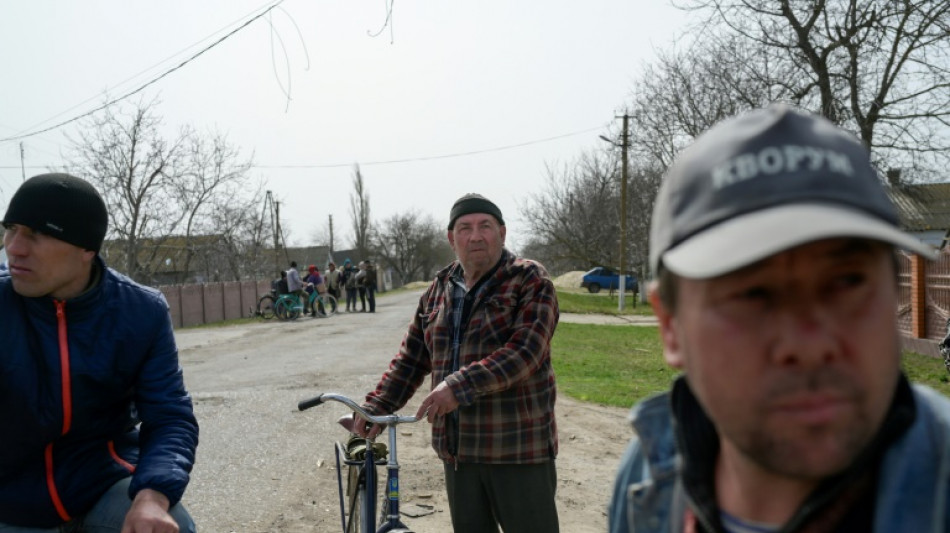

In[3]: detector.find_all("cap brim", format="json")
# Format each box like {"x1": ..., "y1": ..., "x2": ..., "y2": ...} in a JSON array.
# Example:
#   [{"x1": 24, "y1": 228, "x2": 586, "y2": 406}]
[{"x1": 662, "y1": 203, "x2": 937, "y2": 279}]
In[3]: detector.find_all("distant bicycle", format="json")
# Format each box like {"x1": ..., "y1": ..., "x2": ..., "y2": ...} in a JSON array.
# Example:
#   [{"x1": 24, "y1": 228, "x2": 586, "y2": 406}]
[
  {"x1": 307, "y1": 288, "x2": 339, "y2": 318},
  {"x1": 252, "y1": 289, "x2": 337, "y2": 320}
]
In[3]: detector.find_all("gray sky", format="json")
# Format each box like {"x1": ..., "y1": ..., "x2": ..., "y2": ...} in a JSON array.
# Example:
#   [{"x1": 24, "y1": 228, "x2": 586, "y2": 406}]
[{"x1": 0, "y1": 1, "x2": 687, "y2": 250}]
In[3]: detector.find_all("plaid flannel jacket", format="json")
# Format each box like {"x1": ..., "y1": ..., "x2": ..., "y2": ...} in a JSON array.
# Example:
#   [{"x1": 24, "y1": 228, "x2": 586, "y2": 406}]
[{"x1": 364, "y1": 249, "x2": 559, "y2": 464}]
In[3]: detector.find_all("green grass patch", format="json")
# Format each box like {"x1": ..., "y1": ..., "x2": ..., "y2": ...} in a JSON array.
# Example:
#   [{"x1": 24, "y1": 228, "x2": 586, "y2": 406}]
[
  {"x1": 552, "y1": 322, "x2": 950, "y2": 408},
  {"x1": 902, "y1": 351, "x2": 950, "y2": 396},
  {"x1": 551, "y1": 323, "x2": 674, "y2": 407},
  {"x1": 556, "y1": 291, "x2": 655, "y2": 317}
]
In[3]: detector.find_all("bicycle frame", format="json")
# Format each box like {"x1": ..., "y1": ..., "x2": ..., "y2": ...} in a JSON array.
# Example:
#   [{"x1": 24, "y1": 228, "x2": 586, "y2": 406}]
[{"x1": 299, "y1": 393, "x2": 421, "y2": 533}]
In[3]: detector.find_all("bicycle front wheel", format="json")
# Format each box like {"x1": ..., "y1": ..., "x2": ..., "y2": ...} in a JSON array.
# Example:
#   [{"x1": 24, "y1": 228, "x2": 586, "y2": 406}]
[
  {"x1": 274, "y1": 298, "x2": 295, "y2": 320},
  {"x1": 258, "y1": 295, "x2": 276, "y2": 319},
  {"x1": 315, "y1": 294, "x2": 338, "y2": 318},
  {"x1": 346, "y1": 487, "x2": 366, "y2": 533}
]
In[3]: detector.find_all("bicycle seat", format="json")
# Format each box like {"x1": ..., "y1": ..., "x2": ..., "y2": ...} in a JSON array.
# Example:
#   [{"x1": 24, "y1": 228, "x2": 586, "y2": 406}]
[{"x1": 345, "y1": 435, "x2": 388, "y2": 461}]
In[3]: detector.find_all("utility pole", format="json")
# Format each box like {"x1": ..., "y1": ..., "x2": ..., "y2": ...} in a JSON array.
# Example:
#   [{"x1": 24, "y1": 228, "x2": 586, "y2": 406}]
[
  {"x1": 618, "y1": 114, "x2": 630, "y2": 312},
  {"x1": 19, "y1": 143, "x2": 25, "y2": 181},
  {"x1": 600, "y1": 114, "x2": 631, "y2": 311},
  {"x1": 328, "y1": 214, "x2": 335, "y2": 256}
]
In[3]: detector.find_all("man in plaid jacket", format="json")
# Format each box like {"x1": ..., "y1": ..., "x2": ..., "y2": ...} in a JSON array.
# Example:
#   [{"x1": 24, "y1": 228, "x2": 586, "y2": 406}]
[{"x1": 353, "y1": 193, "x2": 560, "y2": 533}]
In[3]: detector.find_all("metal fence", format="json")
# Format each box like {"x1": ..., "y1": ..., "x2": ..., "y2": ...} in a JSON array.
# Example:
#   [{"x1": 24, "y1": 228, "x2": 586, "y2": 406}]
[{"x1": 159, "y1": 280, "x2": 271, "y2": 329}]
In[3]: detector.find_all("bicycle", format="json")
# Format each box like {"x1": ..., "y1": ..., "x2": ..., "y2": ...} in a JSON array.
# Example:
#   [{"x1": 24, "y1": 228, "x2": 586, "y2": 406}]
[
  {"x1": 298, "y1": 392, "x2": 424, "y2": 533},
  {"x1": 251, "y1": 286, "x2": 337, "y2": 320},
  {"x1": 253, "y1": 292, "x2": 278, "y2": 319},
  {"x1": 307, "y1": 288, "x2": 339, "y2": 318}
]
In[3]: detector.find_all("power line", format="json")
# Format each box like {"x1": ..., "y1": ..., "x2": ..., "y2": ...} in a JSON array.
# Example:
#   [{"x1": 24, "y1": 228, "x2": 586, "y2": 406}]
[
  {"x1": 253, "y1": 124, "x2": 609, "y2": 169},
  {"x1": 0, "y1": 0, "x2": 285, "y2": 144},
  {"x1": 0, "y1": 124, "x2": 611, "y2": 172}
]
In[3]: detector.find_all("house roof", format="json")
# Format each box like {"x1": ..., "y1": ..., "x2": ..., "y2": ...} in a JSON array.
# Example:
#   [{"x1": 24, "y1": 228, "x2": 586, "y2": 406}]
[{"x1": 887, "y1": 183, "x2": 950, "y2": 232}]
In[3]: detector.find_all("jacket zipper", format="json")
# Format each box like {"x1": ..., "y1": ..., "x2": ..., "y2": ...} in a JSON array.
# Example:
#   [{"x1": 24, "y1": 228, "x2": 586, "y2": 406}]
[{"x1": 46, "y1": 300, "x2": 72, "y2": 522}]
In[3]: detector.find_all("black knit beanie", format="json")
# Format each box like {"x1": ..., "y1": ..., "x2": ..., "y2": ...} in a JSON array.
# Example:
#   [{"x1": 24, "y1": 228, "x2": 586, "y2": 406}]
[
  {"x1": 448, "y1": 193, "x2": 505, "y2": 230},
  {"x1": 2, "y1": 173, "x2": 108, "y2": 253}
]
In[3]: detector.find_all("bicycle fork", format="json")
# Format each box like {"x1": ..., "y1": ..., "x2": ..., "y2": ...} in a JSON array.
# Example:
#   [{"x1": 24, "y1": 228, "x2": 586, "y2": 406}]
[{"x1": 376, "y1": 426, "x2": 412, "y2": 533}]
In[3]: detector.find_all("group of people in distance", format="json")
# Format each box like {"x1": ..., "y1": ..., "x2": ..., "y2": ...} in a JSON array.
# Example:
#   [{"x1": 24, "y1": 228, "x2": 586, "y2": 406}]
[
  {"x1": 2, "y1": 104, "x2": 949, "y2": 533},
  {"x1": 274, "y1": 257, "x2": 378, "y2": 317}
]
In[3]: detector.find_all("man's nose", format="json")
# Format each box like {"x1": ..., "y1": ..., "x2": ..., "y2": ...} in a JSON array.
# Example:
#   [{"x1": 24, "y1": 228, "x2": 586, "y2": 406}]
[
  {"x1": 770, "y1": 299, "x2": 838, "y2": 369},
  {"x1": 3, "y1": 230, "x2": 28, "y2": 256}
]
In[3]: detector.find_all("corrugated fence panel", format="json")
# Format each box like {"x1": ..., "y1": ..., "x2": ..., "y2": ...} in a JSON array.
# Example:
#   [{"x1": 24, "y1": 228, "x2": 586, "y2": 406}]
[
  {"x1": 241, "y1": 281, "x2": 259, "y2": 316},
  {"x1": 223, "y1": 281, "x2": 243, "y2": 320},
  {"x1": 257, "y1": 280, "x2": 271, "y2": 297},
  {"x1": 180, "y1": 285, "x2": 205, "y2": 328},
  {"x1": 203, "y1": 283, "x2": 225, "y2": 324}
]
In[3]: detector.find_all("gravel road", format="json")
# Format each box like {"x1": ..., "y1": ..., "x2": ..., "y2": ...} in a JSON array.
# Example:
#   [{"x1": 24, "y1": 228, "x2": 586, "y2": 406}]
[{"x1": 177, "y1": 289, "x2": 634, "y2": 532}]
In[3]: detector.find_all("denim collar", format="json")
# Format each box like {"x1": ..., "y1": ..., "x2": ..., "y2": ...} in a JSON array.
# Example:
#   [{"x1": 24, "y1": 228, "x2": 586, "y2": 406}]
[{"x1": 671, "y1": 374, "x2": 916, "y2": 532}]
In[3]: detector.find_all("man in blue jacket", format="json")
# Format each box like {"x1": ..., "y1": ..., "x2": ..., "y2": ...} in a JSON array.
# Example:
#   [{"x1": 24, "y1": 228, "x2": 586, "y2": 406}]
[
  {"x1": 609, "y1": 106, "x2": 950, "y2": 532},
  {"x1": 0, "y1": 174, "x2": 199, "y2": 531}
]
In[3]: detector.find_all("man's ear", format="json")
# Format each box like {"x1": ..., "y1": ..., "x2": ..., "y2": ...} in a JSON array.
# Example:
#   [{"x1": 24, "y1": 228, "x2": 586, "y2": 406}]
[{"x1": 648, "y1": 281, "x2": 684, "y2": 369}]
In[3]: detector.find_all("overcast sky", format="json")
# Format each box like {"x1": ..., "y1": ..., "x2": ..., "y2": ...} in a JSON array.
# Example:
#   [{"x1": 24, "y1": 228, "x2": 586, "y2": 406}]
[{"x1": 0, "y1": 1, "x2": 688, "y2": 251}]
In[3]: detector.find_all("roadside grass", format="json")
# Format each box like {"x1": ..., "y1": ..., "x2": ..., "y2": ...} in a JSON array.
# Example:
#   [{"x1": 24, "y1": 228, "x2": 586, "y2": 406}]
[
  {"x1": 551, "y1": 323, "x2": 674, "y2": 408},
  {"x1": 902, "y1": 351, "x2": 950, "y2": 396},
  {"x1": 556, "y1": 291, "x2": 655, "y2": 317},
  {"x1": 552, "y1": 323, "x2": 950, "y2": 408}
]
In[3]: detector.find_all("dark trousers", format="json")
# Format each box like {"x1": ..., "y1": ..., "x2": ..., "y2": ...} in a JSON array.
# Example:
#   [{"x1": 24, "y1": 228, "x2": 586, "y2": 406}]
[
  {"x1": 358, "y1": 288, "x2": 366, "y2": 310},
  {"x1": 345, "y1": 288, "x2": 357, "y2": 310},
  {"x1": 443, "y1": 461, "x2": 559, "y2": 533},
  {"x1": 366, "y1": 285, "x2": 376, "y2": 312}
]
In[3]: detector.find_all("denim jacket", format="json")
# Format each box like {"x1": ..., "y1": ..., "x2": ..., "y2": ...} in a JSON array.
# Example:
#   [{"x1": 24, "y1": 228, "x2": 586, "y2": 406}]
[{"x1": 608, "y1": 381, "x2": 950, "y2": 533}]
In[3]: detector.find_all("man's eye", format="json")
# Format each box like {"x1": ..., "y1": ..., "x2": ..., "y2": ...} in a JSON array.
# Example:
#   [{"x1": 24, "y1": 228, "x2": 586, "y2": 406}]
[
  {"x1": 738, "y1": 287, "x2": 770, "y2": 300},
  {"x1": 831, "y1": 272, "x2": 866, "y2": 290}
]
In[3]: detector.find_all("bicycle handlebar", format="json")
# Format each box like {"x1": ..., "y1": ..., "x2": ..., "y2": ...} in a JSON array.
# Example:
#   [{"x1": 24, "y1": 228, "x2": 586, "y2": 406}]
[{"x1": 298, "y1": 392, "x2": 423, "y2": 426}]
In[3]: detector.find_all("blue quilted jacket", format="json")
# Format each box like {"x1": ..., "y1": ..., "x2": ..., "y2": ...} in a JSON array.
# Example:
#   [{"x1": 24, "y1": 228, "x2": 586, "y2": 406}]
[{"x1": 0, "y1": 257, "x2": 199, "y2": 527}]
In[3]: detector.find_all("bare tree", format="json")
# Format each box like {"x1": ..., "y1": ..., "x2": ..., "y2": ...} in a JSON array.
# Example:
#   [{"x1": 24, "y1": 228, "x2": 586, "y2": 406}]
[
  {"x1": 69, "y1": 98, "x2": 267, "y2": 284},
  {"x1": 68, "y1": 98, "x2": 189, "y2": 282},
  {"x1": 521, "y1": 152, "x2": 624, "y2": 273},
  {"x1": 629, "y1": 34, "x2": 783, "y2": 168},
  {"x1": 175, "y1": 131, "x2": 255, "y2": 282},
  {"x1": 350, "y1": 164, "x2": 372, "y2": 258},
  {"x1": 676, "y1": 0, "x2": 950, "y2": 180},
  {"x1": 373, "y1": 211, "x2": 452, "y2": 284}
]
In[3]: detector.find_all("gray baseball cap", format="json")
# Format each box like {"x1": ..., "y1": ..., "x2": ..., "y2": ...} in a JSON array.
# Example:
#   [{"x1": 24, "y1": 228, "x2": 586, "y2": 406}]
[{"x1": 650, "y1": 105, "x2": 935, "y2": 279}]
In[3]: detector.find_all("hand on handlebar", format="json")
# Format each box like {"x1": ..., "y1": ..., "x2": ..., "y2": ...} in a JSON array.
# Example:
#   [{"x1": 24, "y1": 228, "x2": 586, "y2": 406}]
[{"x1": 338, "y1": 413, "x2": 384, "y2": 439}]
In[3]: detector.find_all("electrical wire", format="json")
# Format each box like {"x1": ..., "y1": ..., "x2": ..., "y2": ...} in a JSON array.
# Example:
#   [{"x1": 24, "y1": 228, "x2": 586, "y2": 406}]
[
  {"x1": 367, "y1": 0, "x2": 395, "y2": 43},
  {"x1": 1, "y1": 124, "x2": 611, "y2": 172},
  {"x1": 0, "y1": 0, "x2": 286, "y2": 144},
  {"x1": 253, "y1": 124, "x2": 609, "y2": 170}
]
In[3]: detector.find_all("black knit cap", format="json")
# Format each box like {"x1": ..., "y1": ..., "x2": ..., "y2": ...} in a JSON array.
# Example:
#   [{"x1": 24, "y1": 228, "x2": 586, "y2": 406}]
[
  {"x1": 448, "y1": 193, "x2": 505, "y2": 230},
  {"x1": 2, "y1": 173, "x2": 108, "y2": 253}
]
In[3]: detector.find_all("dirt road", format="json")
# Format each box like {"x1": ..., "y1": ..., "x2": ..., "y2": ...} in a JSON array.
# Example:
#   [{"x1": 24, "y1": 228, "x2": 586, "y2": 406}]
[{"x1": 177, "y1": 289, "x2": 634, "y2": 532}]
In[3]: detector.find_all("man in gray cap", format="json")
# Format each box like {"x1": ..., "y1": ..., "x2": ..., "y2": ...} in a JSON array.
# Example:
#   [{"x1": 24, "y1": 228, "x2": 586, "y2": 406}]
[
  {"x1": 349, "y1": 193, "x2": 561, "y2": 532},
  {"x1": 609, "y1": 106, "x2": 950, "y2": 532},
  {"x1": 0, "y1": 173, "x2": 198, "y2": 531}
]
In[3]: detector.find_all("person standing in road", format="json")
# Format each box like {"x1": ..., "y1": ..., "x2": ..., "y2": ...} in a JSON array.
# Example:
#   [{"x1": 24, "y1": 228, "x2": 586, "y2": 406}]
[
  {"x1": 608, "y1": 105, "x2": 950, "y2": 532},
  {"x1": 364, "y1": 259, "x2": 377, "y2": 313},
  {"x1": 342, "y1": 258, "x2": 358, "y2": 312},
  {"x1": 349, "y1": 193, "x2": 561, "y2": 533},
  {"x1": 326, "y1": 261, "x2": 342, "y2": 300},
  {"x1": 287, "y1": 260, "x2": 306, "y2": 310},
  {"x1": 305, "y1": 265, "x2": 325, "y2": 317},
  {"x1": 355, "y1": 260, "x2": 368, "y2": 312},
  {"x1": 0, "y1": 173, "x2": 199, "y2": 531}
]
